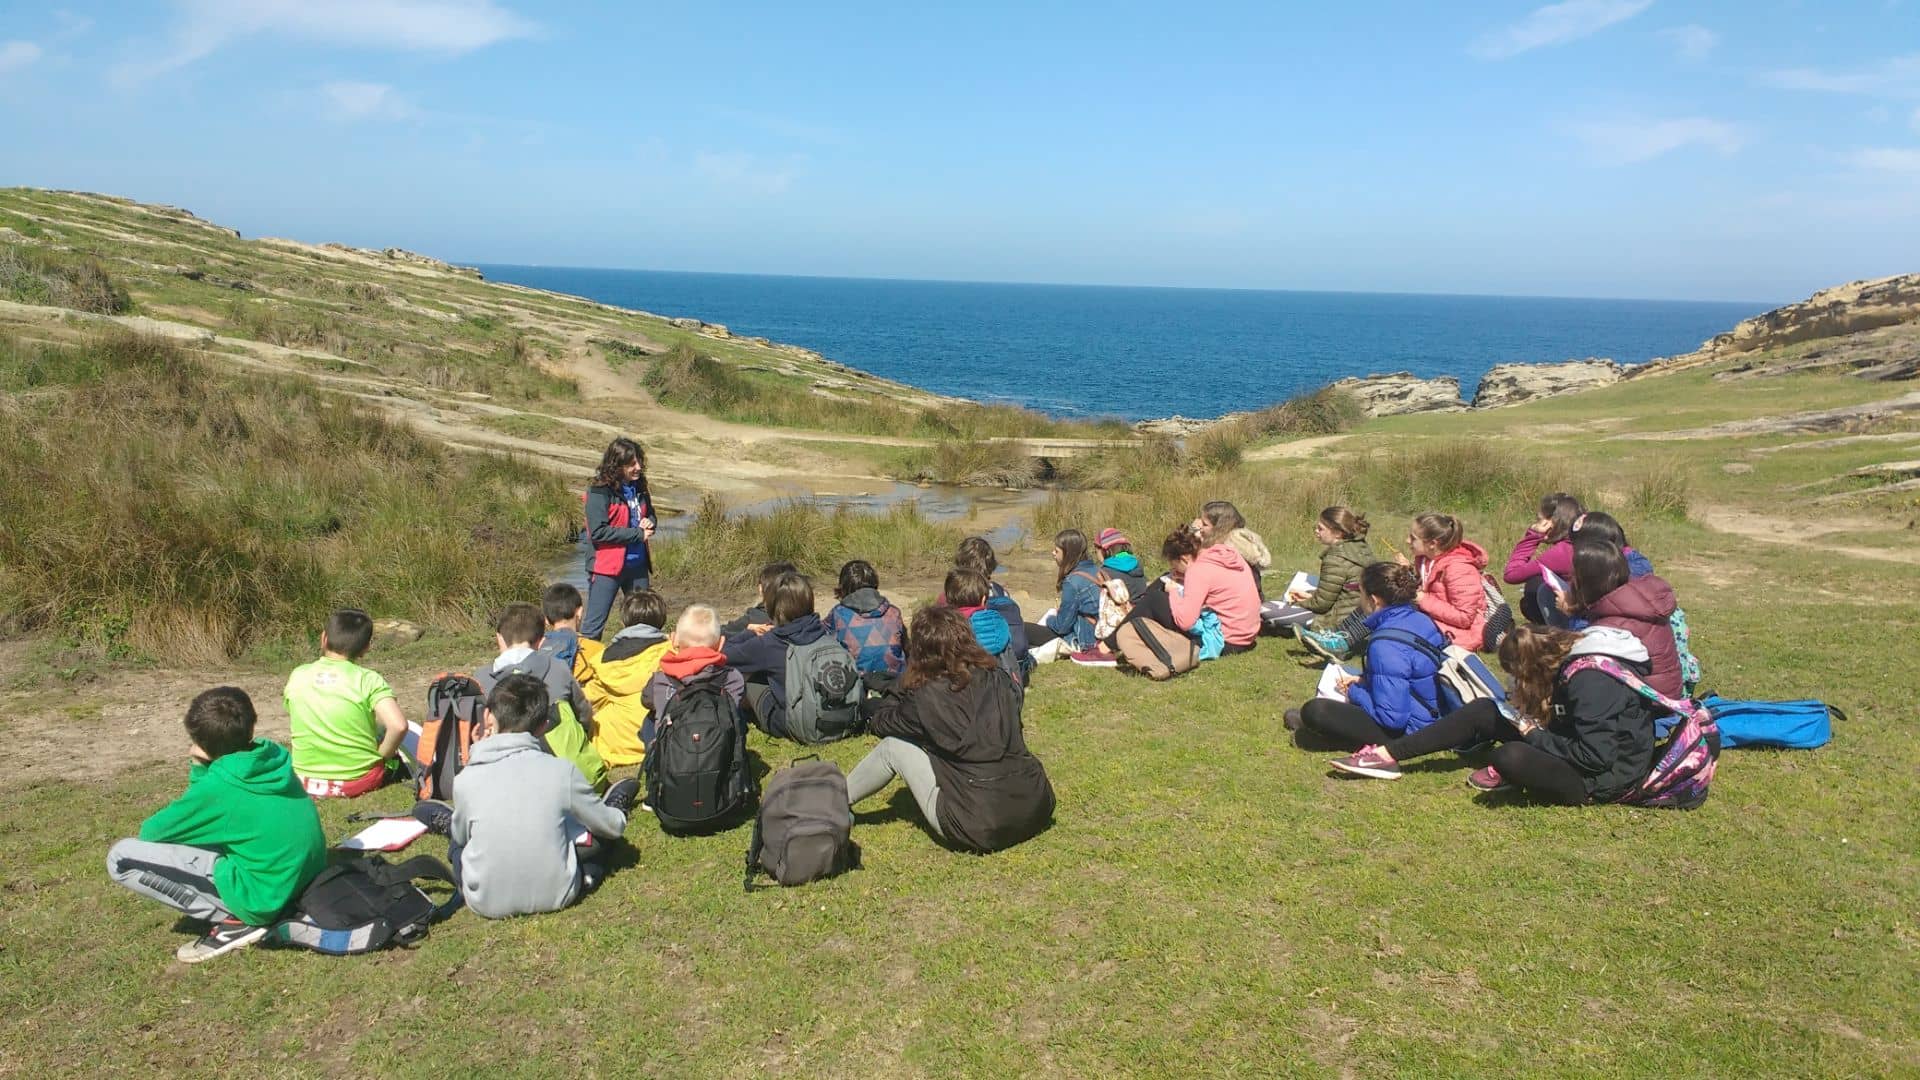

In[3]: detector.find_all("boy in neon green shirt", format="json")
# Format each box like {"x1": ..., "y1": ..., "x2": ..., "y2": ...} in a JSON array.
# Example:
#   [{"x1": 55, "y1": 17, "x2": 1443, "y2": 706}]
[
  {"x1": 285, "y1": 609, "x2": 409, "y2": 797},
  {"x1": 108, "y1": 687, "x2": 327, "y2": 963}
]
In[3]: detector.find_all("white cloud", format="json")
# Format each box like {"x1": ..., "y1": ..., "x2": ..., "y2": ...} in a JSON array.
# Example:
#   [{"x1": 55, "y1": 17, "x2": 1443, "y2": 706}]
[
  {"x1": 1658, "y1": 24, "x2": 1717, "y2": 60},
  {"x1": 322, "y1": 80, "x2": 416, "y2": 121},
  {"x1": 0, "y1": 40, "x2": 43, "y2": 74},
  {"x1": 1568, "y1": 116, "x2": 1743, "y2": 164},
  {"x1": 1762, "y1": 53, "x2": 1920, "y2": 95},
  {"x1": 1848, "y1": 147, "x2": 1920, "y2": 174},
  {"x1": 693, "y1": 150, "x2": 803, "y2": 196},
  {"x1": 1471, "y1": 0, "x2": 1654, "y2": 60},
  {"x1": 116, "y1": 0, "x2": 536, "y2": 84}
]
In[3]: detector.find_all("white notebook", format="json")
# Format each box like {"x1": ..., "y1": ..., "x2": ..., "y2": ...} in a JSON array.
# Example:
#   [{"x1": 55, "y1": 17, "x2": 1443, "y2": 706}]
[
  {"x1": 1287, "y1": 571, "x2": 1319, "y2": 596},
  {"x1": 338, "y1": 817, "x2": 428, "y2": 852},
  {"x1": 1316, "y1": 662, "x2": 1358, "y2": 701}
]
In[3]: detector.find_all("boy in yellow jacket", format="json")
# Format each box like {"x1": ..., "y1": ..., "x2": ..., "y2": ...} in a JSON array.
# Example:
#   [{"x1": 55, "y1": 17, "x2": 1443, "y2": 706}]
[{"x1": 586, "y1": 591, "x2": 670, "y2": 767}]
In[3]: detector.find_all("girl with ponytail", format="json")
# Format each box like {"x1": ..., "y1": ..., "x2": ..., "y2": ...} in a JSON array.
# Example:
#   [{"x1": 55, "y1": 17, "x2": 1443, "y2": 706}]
[{"x1": 1287, "y1": 562, "x2": 1448, "y2": 747}]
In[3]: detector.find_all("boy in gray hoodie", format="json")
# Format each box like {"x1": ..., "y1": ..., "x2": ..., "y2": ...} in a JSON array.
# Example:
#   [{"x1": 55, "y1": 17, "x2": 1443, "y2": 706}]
[{"x1": 450, "y1": 674, "x2": 636, "y2": 919}]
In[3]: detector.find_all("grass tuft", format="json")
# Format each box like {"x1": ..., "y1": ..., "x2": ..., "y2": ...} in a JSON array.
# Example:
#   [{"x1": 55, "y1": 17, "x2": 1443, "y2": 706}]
[
  {"x1": 652, "y1": 493, "x2": 962, "y2": 592},
  {"x1": 1626, "y1": 457, "x2": 1693, "y2": 521},
  {"x1": 0, "y1": 243, "x2": 132, "y2": 314}
]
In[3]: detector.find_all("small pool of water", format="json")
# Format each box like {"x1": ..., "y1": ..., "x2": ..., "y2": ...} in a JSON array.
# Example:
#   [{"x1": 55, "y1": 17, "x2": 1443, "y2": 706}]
[{"x1": 548, "y1": 482, "x2": 1048, "y2": 591}]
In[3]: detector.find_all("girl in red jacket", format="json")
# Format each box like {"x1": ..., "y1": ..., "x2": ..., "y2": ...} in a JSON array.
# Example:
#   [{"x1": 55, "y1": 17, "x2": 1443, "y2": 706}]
[
  {"x1": 581, "y1": 438, "x2": 656, "y2": 640},
  {"x1": 1398, "y1": 513, "x2": 1491, "y2": 650}
]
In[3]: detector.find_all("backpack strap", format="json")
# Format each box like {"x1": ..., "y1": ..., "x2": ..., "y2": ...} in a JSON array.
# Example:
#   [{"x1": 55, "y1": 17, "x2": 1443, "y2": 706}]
[
  {"x1": 1130, "y1": 618, "x2": 1177, "y2": 672},
  {"x1": 1371, "y1": 627, "x2": 1449, "y2": 669},
  {"x1": 1561, "y1": 655, "x2": 1703, "y2": 719},
  {"x1": 367, "y1": 854, "x2": 462, "y2": 921}
]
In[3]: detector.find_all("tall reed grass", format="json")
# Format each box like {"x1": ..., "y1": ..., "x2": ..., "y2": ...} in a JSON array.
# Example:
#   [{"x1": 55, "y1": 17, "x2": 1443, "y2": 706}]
[
  {"x1": 0, "y1": 333, "x2": 577, "y2": 663},
  {"x1": 651, "y1": 493, "x2": 963, "y2": 592}
]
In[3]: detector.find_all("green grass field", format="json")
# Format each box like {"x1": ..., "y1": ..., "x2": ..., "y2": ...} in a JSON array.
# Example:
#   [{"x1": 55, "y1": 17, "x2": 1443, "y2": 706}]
[{"x1": 3, "y1": 507, "x2": 1915, "y2": 1077}]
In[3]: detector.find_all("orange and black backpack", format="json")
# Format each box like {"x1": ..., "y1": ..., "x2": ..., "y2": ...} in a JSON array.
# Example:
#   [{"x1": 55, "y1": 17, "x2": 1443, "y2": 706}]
[{"x1": 416, "y1": 673, "x2": 487, "y2": 800}]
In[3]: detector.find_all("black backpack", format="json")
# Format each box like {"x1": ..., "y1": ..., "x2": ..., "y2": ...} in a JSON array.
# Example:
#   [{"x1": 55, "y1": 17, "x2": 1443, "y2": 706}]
[
  {"x1": 745, "y1": 759, "x2": 857, "y2": 889},
  {"x1": 267, "y1": 855, "x2": 457, "y2": 955},
  {"x1": 644, "y1": 680, "x2": 757, "y2": 832}
]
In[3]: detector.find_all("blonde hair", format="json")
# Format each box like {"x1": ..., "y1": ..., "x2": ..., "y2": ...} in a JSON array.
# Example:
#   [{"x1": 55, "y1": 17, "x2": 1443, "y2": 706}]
[{"x1": 672, "y1": 604, "x2": 721, "y2": 649}]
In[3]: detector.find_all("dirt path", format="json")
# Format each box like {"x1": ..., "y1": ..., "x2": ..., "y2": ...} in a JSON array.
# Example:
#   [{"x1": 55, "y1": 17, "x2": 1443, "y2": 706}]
[
  {"x1": 1692, "y1": 504, "x2": 1920, "y2": 565},
  {"x1": 1245, "y1": 434, "x2": 1353, "y2": 461}
]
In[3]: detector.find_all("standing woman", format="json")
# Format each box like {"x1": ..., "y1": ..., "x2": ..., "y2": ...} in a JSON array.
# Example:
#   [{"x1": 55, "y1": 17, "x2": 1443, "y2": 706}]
[{"x1": 582, "y1": 437, "x2": 657, "y2": 640}]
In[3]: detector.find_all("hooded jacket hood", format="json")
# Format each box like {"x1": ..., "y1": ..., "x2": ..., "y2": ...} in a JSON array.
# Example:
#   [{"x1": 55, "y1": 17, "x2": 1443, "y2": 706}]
[
  {"x1": 967, "y1": 607, "x2": 1012, "y2": 656},
  {"x1": 1432, "y1": 540, "x2": 1490, "y2": 571},
  {"x1": 1567, "y1": 625, "x2": 1650, "y2": 664},
  {"x1": 543, "y1": 627, "x2": 581, "y2": 670},
  {"x1": 467, "y1": 730, "x2": 547, "y2": 767},
  {"x1": 837, "y1": 587, "x2": 889, "y2": 616},
  {"x1": 1224, "y1": 528, "x2": 1271, "y2": 571},
  {"x1": 1197, "y1": 543, "x2": 1250, "y2": 575},
  {"x1": 1585, "y1": 575, "x2": 1676, "y2": 623},
  {"x1": 602, "y1": 622, "x2": 668, "y2": 664},
  {"x1": 658, "y1": 644, "x2": 727, "y2": 681},
  {"x1": 1102, "y1": 552, "x2": 1141, "y2": 574},
  {"x1": 207, "y1": 737, "x2": 304, "y2": 794},
  {"x1": 773, "y1": 612, "x2": 827, "y2": 645}
]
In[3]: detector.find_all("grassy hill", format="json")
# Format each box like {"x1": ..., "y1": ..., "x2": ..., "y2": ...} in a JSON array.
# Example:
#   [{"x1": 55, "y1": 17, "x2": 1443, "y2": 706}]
[{"x1": 0, "y1": 191, "x2": 1916, "y2": 1077}]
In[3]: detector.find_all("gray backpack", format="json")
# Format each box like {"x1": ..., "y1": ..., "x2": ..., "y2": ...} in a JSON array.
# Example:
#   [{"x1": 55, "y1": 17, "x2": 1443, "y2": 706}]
[
  {"x1": 781, "y1": 636, "x2": 862, "y2": 744},
  {"x1": 745, "y1": 759, "x2": 857, "y2": 889}
]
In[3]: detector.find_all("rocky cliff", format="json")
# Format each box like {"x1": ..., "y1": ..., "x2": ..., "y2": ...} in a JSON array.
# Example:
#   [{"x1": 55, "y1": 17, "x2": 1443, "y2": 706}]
[
  {"x1": 1647, "y1": 273, "x2": 1920, "y2": 375},
  {"x1": 1329, "y1": 371, "x2": 1466, "y2": 416},
  {"x1": 1471, "y1": 358, "x2": 1625, "y2": 408}
]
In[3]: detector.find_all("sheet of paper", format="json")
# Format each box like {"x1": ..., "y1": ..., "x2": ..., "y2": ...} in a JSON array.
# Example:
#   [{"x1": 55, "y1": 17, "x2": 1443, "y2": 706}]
[
  {"x1": 1288, "y1": 571, "x2": 1319, "y2": 596},
  {"x1": 1540, "y1": 565, "x2": 1567, "y2": 597},
  {"x1": 338, "y1": 817, "x2": 428, "y2": 852},
  {"x1": 1316, "y1": 662, "x2": 1357, "y2": 701}
]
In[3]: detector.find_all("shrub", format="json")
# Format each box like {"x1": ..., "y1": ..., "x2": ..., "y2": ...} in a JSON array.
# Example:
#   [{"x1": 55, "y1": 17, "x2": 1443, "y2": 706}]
[
  {"x1": 1239, "y1": 385, "x2": 1364, "y2": 440},
  {"x1": 1627, "y1": 458, "x2": 1692, "y2": 521},
  {"x1": 1334, "y1": 440, "x2": 1575, "y2": 521},
  {"x1": 0, "y1": 332, "x2": 576, "y2": 663},
  {"x1": 651, "y1": 493, "x2": 963, "y2": 592},
  {"x1": 1189, "y1": 423, "x2": 1248, "y2": 472},
  {"x1": 893, "y1": 440, "x2": 1042, "y2": 488},
  {"x1": 0, "y1": 244, "x2": 132, "y2": 314}
]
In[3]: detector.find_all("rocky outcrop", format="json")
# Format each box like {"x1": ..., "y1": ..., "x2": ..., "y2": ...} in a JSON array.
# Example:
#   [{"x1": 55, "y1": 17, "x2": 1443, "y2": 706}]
[
  {"x1": 668, "y1": 316, "x2": 732, "y2": 339},
  {"x1": 1134, "y1": 415, "x2": 1220, "y2": 436},
  {"x1": 380, "y1": 248, "x2": 483, "y2": 279},
  {"x1": 1645, "y1": 273, "x2": 1920, "y2": 375},
  {"x1": 1330, "y1": 372, "x2": 1465, "y2": 416},
  {"x1": 1472, "y1": 358, "x2": 1625, "y2": 408}
]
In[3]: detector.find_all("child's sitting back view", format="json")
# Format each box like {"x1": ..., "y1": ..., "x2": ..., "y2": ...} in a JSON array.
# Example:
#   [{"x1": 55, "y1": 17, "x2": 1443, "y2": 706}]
[
  {"x1": 108, "y1": 687, "x2": 327, "y2": 963},
  {"x1": 643, "y1": 604, "x2": 747, "y2": 732},
  {"x1": 824, "y1": 559, "x2": 907, "y2": 676},
  {"x1": 284, "y1": 608, "x2": 409, "y2": 798},
  {"x1": 587, "y1": 590, "x2": 673, "y2": 763},
  {"x1": 945, "y1": 568, "x2": 1025, "y2": 680},
  {"x1": 722, "y1": 561, "x2": 796, "y2": 636},
  {"x1": 451, "y1": 674, "x2": 637, "y2": 919},
  {"x1": 474, "y1": 602, "x2": 606, "y2": 791},
  {"x1": 542, "y1": 583, "x2": 605, "y2": 696}
]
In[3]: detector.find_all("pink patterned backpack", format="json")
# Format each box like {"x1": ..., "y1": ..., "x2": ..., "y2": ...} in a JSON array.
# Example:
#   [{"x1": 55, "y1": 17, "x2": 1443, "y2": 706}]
[{"x1": 1561, "y1": 655, "x2": 1720, "y2": 810}]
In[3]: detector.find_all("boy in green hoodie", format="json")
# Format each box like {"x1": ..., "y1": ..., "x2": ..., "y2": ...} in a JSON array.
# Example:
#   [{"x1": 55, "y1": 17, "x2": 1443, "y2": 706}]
[{"x1": 107, "y1": 687, "x2": 327, "y2": 964}]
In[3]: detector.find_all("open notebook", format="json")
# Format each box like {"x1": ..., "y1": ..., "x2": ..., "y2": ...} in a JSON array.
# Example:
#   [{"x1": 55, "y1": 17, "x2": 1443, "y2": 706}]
[{"x1": 337, "y1": 818, "x2": 428, "y2": 852}]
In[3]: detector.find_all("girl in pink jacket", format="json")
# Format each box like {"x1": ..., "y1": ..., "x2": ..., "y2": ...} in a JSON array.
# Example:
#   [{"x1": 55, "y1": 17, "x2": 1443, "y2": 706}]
[{"x1": 1400, "y1": 513, "x2": 1490, "y2": 650}]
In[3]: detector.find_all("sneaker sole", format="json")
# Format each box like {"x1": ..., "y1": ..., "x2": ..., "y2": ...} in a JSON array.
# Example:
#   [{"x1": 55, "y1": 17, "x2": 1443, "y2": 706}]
[
  {"x1": 1299, "y1": 638, "x2": 1342, "y2": 663},
  {"x1": 1466, "y1": 779, "x2": 1516, "y2": 793},
  {"x1": 1329, "y1": 760, "x2": 1402, "y2": 780},
  {"x1": 176, "y1": 924, "x2": 268, "y2": 964}
]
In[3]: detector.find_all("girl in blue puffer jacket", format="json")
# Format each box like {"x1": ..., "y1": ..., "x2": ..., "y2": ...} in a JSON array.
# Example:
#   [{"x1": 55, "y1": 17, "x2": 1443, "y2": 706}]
[{"x1": 1288, "y1": 562, "x2": 1448, "y2": 749}]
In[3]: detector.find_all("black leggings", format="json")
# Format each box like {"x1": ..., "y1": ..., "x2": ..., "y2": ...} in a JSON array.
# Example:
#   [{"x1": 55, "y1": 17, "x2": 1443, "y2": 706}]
[
  {"x1": 1025, "y1": 623, "x2": 1061, "y2": 647},
  {"x1": 1299, "y1": 698, "x2": 1397, "y2": 750},
  {"x1": 1382, "y1": 699, "x2": 1591, "y2": 805}
]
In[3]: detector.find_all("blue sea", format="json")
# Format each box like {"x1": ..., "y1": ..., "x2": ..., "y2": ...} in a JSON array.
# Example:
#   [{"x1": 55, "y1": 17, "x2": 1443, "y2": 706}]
[{"x1": 475, "y1": 266, "x2": 1768, "y2": 421}]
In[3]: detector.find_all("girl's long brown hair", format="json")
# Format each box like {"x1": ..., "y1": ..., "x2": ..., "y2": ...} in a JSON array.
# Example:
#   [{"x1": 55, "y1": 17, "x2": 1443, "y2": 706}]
[
  {"x1": 1497, "y1": 624, "x2": 1582, "y2": 723},
  {"x1": 1538, "y1": 492, "x2": 1585, "y2": 543},
  {"x1": 1320, "y1": 505, "x2": 1370, "y2": 540},
  {"x1": 1053, "y1": 529, "x2": 1089, "y2": 587},
  {"x1": 901, "y1": 606, "x2": 998, "y2": 692}
]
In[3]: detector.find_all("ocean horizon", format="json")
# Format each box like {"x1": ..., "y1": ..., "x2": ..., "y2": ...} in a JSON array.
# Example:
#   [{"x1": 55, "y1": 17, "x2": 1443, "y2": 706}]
[{"x1": 477, "y1": 264, "x2": 1771, "y2": 420}]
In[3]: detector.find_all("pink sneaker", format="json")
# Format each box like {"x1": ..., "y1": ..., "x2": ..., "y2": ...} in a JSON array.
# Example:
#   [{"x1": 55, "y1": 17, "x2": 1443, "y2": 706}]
[
  {"x1": 1068, "y1": 650, "x2": 1117, "y2": 667},
  {"x1": 1329, "y1": 744, "x2": 1402, "y2": 780},
  {"x1": 1466, "y1": 765, "x2": 1513, "y2": 792}
]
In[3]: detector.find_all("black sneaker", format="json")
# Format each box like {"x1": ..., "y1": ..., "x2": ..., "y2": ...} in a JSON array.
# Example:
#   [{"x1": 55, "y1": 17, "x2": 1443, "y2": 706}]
[
  {"x1": 603, "y1": 778, "x2": 641, "y2": 815},
  {"x1": 175, "y1": 920, "x2": 268, "y2": 964},
  {"x1": 411, "y1": 799, "x2": 454, "y2": 836}
]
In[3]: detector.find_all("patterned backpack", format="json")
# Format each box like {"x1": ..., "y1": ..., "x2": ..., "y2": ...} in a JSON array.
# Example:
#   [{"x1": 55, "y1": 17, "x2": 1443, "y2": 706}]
[
  {"x1": 827, "y1": 602, "x2": 907, "y2": 676},
  {"x1": 1669, "y1": 606, "x2": 1703, "y2": 696},
  {"x1": 1561, "y1": 655, "x2": 1720, "y2": 810}
]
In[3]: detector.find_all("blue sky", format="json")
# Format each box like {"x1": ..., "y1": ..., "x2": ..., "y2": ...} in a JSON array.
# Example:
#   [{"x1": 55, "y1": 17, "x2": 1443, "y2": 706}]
[{"x1": 1, "y1": 1, "x2": 1916, "y2": 301}]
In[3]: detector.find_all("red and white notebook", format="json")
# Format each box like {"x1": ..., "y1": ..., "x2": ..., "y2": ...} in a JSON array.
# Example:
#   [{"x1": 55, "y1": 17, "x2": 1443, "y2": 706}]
[{"x1": 337, "y1": 818, "x2": 428, "y2": 852}]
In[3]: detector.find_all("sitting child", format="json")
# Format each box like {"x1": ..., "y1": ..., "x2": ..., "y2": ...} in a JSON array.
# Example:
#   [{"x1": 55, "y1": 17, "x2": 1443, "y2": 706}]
[
  {"x1": 584, "y1": 590, "x2": 672, "y2": 765},
  {"x1": 955, "y1": 536, "x2": 1032, "y2": 673},
  {"x1": 542, "y1": 582, "x2": 605, "y2": 696},
  {"x1": 1093, "y1": 528, "x2": 1148, "y2": 600},
  {"x1": 1286, "y1": 563, "x2": 1446, "y2": 748},
  {"x1": 944, "y1": 568, "x2": 1027, "y2": 681},
  {"x1": 450, "y1": 674, "x2": 638, "y2": 919},
  {"x1": 725, "y1": 571, "x2": 860, "y2": 741},
  {"x1": 643, "y1": 604, "x2": 748, "y2": 737},
  {"x1": 722, "y1": 561, "x2": 796, "y2": 637},
  {"x1": 474, "y1": 602, "x2": 606, "y2": 791},
  {"x1": 108, "y1": 687, "x2": 327, "y2": 963},
  {"x1": 1274, "y1": 506, "x2": 1376, "y2": 637},
  {"x1": 283, "y1": 608, "x2": 409, "y2": 798},
  {"x1": 823, "y1": 559, "x2": 907, "y2": 676}
]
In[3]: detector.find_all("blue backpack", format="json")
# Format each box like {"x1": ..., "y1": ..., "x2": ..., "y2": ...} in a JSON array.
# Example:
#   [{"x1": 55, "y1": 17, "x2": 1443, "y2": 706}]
[
  {"x1": 1696, "y1": 695, "x2": 1840, "y2": 750},
  {"x1": 1371, "y1": 628, "x2": 1508, "y2": 714}
]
